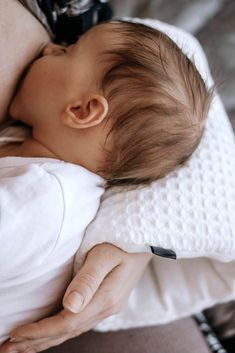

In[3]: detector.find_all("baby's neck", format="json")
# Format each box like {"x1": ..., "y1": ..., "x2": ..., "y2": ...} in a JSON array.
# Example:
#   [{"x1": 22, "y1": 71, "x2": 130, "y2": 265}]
[{"x1": 0, "y1": 137, "x2": 59, "y2": 160}]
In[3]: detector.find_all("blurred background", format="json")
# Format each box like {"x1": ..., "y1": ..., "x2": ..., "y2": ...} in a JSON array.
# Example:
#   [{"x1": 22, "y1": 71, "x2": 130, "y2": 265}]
[{"x1": 110, "y1": 0, "x2": 235, "y2": 130}]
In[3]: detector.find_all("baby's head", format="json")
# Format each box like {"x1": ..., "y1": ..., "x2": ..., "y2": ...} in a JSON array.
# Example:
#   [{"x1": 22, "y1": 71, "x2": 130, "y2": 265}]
[
  {"x1": 10, "y1": 21, "x2": 212, "y2": 186},
  {"x1": 98, "y1": 21, "x2": 213, "y2": 186}
]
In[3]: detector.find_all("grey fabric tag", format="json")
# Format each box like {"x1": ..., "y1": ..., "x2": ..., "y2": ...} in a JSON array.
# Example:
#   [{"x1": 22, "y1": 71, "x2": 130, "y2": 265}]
[{"x1": 150, "y1": 246, "x2": 176, "y2": 260}]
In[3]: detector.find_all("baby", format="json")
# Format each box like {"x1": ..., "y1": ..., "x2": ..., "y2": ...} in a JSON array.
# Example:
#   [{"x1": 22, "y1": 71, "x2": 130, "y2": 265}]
[{"x1": 0, "y1": 20, "x2": 211, "y2": 341}]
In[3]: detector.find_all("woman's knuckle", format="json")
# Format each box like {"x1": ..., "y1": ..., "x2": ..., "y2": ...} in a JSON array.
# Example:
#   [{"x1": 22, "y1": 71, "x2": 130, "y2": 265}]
[
  {"x1": 60, "y1": 312, "x2": 76, "y2": 334},
  {"x1": 89, "y1": 243, "x2": 119, "y2": 262},
  {"x1": 103, "y1": 305, "x2": 116, "y2": 317},
  {"x1": 106, "y1": 296, "x2": 116, "y2": 309},
  {"x1": 87, "y1": 244, "x2": 105, "y2": 259},
  {"x1": 115, "y1": 301, "x2": 124, "y2": 313},
  {"x1": 111, "y1": 302, "x2": 123, "y2": 315},
  {"x1": 79, "y1": 273, "x2": 98, "y2": 296},
  {"x1": 40, "y1": 336, "x2": 67, "y2": 351},
  {"x1": 103, "y1": 296, "x2": 121, "y2": 316}
]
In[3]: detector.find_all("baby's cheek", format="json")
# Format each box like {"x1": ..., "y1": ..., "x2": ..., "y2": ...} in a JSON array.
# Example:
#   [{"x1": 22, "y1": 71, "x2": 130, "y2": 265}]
[
  {"x1": 13, "y1": 78, "x2": 41, "y2": 119},
  {"x1": 8, "y1": 94, "x2": 19, "y2": 118}
]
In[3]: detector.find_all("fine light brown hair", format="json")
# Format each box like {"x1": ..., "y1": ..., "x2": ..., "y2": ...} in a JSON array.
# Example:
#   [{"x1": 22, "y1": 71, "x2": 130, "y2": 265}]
[{"x1": 97, "y1": 21, "x2": 212, "y2": 187}]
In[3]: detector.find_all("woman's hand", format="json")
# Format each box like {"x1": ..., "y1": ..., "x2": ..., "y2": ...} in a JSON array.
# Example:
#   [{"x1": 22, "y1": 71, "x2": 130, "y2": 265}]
[{"x1": 0, "y1": 243, "x2": 152, "y2": 353}]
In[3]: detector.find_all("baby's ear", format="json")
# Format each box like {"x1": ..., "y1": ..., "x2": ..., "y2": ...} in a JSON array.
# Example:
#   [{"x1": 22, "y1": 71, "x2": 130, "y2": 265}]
[{"x1": 62, "y1": 93, "x2": 108, "y2": 129}]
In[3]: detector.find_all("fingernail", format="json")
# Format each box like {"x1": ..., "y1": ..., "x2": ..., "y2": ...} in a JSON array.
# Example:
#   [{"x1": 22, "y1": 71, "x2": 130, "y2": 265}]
[{"x1": 64, "y1": 291, "x2": 83, "y2": 313}]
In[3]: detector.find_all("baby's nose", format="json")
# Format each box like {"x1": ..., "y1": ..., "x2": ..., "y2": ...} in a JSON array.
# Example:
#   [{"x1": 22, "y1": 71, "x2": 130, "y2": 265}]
[{"x1": 42, "y1": 43, "x2": 66, "y2": 56}]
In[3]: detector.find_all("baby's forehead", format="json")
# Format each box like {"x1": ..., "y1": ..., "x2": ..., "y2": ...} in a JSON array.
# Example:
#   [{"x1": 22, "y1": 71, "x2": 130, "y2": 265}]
[{"x1": 77, "y1": 23, "x2": 123, "y2": 70}]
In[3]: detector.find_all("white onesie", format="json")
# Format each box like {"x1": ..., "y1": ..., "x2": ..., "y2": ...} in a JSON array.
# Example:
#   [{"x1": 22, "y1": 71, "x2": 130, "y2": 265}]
[{"x1": 0, "y1": 156, "x2": 104, "y2": 343}]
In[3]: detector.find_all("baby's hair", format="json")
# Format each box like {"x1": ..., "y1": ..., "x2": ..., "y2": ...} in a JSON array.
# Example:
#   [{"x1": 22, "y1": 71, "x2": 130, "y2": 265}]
[{"x1": 97, "y1": 21, "x2": 213, "y2": 187}]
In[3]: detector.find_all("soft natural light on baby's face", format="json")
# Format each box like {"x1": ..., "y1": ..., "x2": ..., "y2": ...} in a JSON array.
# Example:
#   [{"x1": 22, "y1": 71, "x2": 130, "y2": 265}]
[{"x1": 9, "y1": 24, "x2": 110, "y2": 126}]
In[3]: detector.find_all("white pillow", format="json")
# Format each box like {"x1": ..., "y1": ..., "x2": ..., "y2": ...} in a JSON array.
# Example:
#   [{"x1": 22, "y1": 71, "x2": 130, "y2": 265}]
[{"x1": 75, "y1": 18, "x2": 235, "y2": 269}]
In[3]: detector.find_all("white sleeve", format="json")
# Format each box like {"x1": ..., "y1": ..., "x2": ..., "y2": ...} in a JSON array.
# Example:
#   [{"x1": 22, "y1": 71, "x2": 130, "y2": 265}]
[{"x1": 0, "y1": 163, "x2": 64, "y2": 279}]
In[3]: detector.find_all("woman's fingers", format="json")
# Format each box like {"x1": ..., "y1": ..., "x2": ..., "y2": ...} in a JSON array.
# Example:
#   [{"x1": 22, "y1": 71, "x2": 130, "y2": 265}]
[
  {"x1": 3, "y1": 309, "x2": 101, "y2": 353},
  {"x1": 5, "y1": 290, "x2": 109, "y2": 353},
  {"x1": 25, "y1": 335, "x2": 68, "y2": 353},
  {"x1": 63, "y1": 244, "x2": 122, "y2": 313},
  {"x1": 0, "y1": 334, "x2": 70, "y2": 353},
  {"x1": 10, "y1": 310, "x2": 77, "y2": 340},
  {"x1": 0, "y1": 337, "x2": 49, "y2": 353}
]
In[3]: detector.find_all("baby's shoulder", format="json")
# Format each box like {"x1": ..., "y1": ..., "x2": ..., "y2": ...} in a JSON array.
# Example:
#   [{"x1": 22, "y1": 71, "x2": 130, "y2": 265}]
[
  {"x1": 0, "y1": 157, "x2": 64, "y2": 192},
  {"x1": 0, "y1": 157, "x2": 104, "y2": 207}
]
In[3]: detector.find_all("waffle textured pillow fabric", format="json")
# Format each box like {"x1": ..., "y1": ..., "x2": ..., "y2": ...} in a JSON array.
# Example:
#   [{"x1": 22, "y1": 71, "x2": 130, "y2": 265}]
[{"x1": 75, "y1": 18, "x2": 235, "y2": 268}]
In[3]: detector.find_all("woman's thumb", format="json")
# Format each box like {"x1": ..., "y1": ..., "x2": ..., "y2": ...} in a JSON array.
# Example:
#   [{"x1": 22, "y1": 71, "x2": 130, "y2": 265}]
[
  {"x1": 63, "y1": 290, "x2": 84, "y2": 314},
  {"x1": 63, "y1": 246, "x2": 120, "y2": 313}
]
